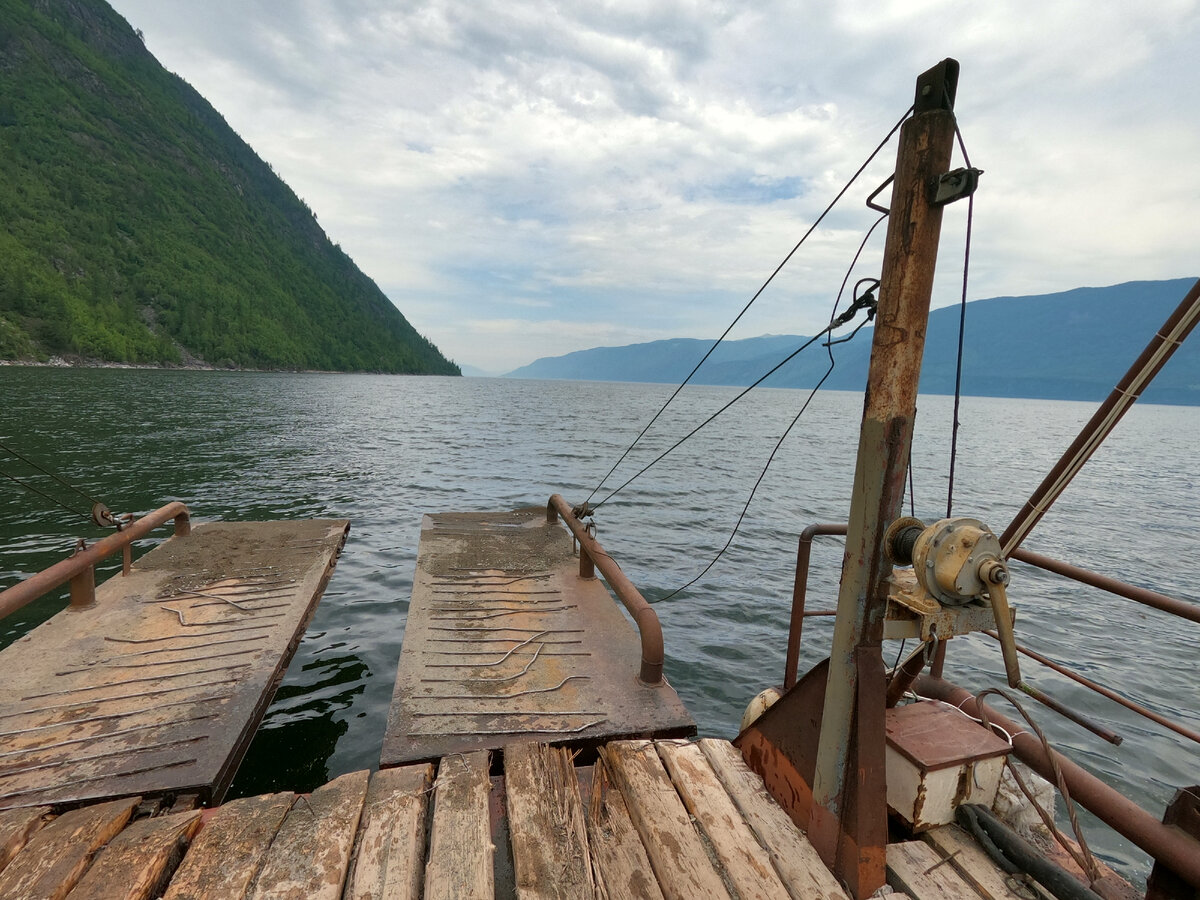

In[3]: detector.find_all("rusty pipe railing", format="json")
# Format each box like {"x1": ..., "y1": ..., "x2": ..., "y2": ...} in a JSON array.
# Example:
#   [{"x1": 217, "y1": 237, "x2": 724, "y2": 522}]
[
  {"x1": 547, "y1": 494, "x2": 664, "y2": 685},
  {"x1": 0, "y1": 502, "x2": 191, "y2": 621},
  {"x1": 785, "y1": 523, "x2": 847, "y2": 689},
  {"x1": 980, "y1": 629, "x2": 1200, "y2": 745},
  {"x1": 788, "y1": 523, "x2": 1199, "y2": 736},
  {"x1": 1010, "y1": 547, "x2": 1200, "y2": 625},
  {"x1": 915, "y1": 675, "x2": 1200, "y2": 890}
]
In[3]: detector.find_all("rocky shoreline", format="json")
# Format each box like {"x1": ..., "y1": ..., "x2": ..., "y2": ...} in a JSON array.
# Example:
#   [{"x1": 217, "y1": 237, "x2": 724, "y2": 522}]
[{"x1": 0, "y1": 357, "x2": 437, "y2": 375}]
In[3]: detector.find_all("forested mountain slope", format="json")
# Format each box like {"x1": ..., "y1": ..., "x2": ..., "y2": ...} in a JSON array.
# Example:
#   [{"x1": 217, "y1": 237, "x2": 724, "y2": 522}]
[{"x1": 0, "y1": 0, "x2": 458, "y2": 373}]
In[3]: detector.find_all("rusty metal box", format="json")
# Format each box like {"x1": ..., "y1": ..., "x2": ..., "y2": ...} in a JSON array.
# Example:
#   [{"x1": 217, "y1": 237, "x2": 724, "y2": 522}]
[{"x1": 885, "y1": 701, "x2": 1011, "y2": 832}]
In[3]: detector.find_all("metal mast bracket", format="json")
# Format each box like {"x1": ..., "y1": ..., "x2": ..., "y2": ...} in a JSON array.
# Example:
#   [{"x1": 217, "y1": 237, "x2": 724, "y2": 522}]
[{"x1": 914, "y1": 58, "x2": 959, "y2": 112}]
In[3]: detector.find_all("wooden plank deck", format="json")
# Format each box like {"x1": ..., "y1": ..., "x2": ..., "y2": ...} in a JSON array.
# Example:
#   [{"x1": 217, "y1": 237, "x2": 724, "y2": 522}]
[
  {"x1": 0, "y1": 519, "x2": 348, "y2": 810},
  {"x1": 380, "y1": 509, "x2": 695, "y2": 766},
  {"x1": 0, "y1": 738, "x2": 852, "y2": 900},
  {"x1": 0, "y1": 735, "x2": 1124, "y2": 900}
]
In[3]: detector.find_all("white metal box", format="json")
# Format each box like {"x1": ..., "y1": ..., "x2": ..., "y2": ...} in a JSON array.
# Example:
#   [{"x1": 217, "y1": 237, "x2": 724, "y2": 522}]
[{"x1": 885, "y1": 701, "x2": 1010, "y2": 832}]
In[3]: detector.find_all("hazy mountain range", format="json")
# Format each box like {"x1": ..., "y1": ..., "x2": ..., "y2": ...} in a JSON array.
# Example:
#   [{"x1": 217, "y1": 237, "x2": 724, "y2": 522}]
[{"x1": 505, "y1": 279, "x2": 1200, "y2": 405}]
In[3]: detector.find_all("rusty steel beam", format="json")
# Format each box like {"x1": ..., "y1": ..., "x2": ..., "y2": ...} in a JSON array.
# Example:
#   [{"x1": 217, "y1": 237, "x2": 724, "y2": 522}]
[
  {"x1": 785, "y1": 523, "x2": 848, "y2": 689},
  {"x1": 1010, "y1": 547, "x2": 1200, "y2": 625},
  {"x1": 808, "y1": 60, "x2": 960, "y2": 897},
  {"x1": 915, "y1": 675, "x2": 1200, "y2": 890},
  {"x1": 547, "y1": 494, "x2": 665, "y2": 685},
  {"x1": 0, "y1": 501, "x2": 191, "y2": 621},
  {"x1": 1001, "y1": 278, "x2": 1200, "y2": 557}
]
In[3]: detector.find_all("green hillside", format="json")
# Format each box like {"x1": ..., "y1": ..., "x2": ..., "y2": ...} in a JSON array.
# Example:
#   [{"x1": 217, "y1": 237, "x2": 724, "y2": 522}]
[{"x1": 0, "y1": 0, "x2": 458, "y2": 373}]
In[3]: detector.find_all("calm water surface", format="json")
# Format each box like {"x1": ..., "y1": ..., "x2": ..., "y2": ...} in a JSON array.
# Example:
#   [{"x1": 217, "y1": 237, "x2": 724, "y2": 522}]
[{"x1": 1, "y1": 367, "x2": 1196, "y2": 884}]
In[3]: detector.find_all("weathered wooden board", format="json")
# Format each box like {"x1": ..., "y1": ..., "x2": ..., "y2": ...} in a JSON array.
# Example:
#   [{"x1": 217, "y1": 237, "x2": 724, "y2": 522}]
[
  {"x1": 657, "y1": 740, "x2": 791, "y2": 900},
  {"x1": 887, "y1": 840, "x2": 988, "y2": 899},
  {"x1": 343, "y1": 764, "x2": 434, "y2": 900},
  {"x1": 601, "y1": 741, "x2": 731, "y2": 900},
  {"x1": 162, "y1": 792, "x2": 294, "y2": 900},
  {"x1": 64, "y1": 809, "x2": 201, "y2": 900},
  {"x1": 0, "y1": 797, "x2": 136, "y2": 900},
  {"x1": 0, "y1": 805, "x2": 50, "y2": 873},
  {"x1": 248, "y1": 769, "x2": 369, "y2": 900},
  {"x1": 425, "y1": 750, "x2": 493, "y2": 900},
  {"x1": 699, "y1": 738, "x2": 849, "y2": 900},
  {"x1": 381, "y1": 510, "x2": 694, "y2": 766},
  {"x1": 587, "y1": 756, "x2": 666, "y2": 900},
  {"x1": 0, "y1": 520, "x2": 348, "y2": 809},
  {"x1": 922, "y1": 825, "x2": 1059, "y2": 900},
  {"x1": 505, "y1": 741, "x2": 593, "y2": 899}
]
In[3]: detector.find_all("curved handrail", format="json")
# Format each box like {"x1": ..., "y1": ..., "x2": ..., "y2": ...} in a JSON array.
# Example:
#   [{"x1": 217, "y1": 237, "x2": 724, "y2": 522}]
[
  {"x1": 0, "y1": 501, "x2": 191, "y2": 621},
  {"x1": 546, "y1": 494, "x2": 664, "y2": 685}
]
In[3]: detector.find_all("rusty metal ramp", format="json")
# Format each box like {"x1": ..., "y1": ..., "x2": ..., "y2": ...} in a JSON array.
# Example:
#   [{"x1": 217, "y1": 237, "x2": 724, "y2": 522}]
[
  {"x1": 380, "y1": 509, "x2": 695, "y2": 766},
  {"x1": 0, "y1": 519, "x2": 348, "y2": 810}
]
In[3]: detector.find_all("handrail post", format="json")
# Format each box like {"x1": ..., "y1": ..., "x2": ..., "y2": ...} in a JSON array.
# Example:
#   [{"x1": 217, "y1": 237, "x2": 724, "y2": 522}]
[{"x1": 69, "y1": 565, "x2": 95, "y2": 609}]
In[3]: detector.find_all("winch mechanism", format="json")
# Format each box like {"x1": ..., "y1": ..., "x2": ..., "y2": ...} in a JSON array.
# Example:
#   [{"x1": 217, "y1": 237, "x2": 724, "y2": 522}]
[{"x1": 884, "y1": 516, "x2": 1022, "y2": 688}]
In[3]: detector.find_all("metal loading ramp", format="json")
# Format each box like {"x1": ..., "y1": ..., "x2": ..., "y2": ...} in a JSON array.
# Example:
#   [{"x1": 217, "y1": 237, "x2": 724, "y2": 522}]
[
  {"x1": 380, "y1": 508, "x2": 695, "y2": 767},
  {"x1": 0, "y1": 519, "x2": 349, "y2": 810}
]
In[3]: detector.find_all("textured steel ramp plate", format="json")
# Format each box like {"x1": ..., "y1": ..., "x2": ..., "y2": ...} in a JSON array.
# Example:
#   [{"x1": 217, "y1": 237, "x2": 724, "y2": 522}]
[
  {"x1": 381, "y1": 509, "x2": 695, "y2": 766},
  {"x1": 0, "y1": 519, "x2": 348, "y2": 810}
]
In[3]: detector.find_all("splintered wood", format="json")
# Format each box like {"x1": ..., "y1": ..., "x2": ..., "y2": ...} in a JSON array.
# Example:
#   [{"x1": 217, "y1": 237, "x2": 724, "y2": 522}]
[
  {"x1": 0, "y1": 738, "x2": 1050, "y2": 899},
  {"x1": 505, "y1": 742, "x2": 593, "y2": 899},
  {"x1": 342, "y1": 764, "x2": 433, "y2": 900}
]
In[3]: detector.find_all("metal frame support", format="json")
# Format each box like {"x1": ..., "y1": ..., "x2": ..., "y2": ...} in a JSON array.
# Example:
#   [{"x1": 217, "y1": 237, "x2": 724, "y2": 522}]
[{"x1": 806, "y1": 59, "x2": 960, "y2": 898}]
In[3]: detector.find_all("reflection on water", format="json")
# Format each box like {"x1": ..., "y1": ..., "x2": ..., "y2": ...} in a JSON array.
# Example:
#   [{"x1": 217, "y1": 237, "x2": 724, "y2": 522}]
[{"x1": 1, "y1": 366, "x2": 1197, "y2": 884}]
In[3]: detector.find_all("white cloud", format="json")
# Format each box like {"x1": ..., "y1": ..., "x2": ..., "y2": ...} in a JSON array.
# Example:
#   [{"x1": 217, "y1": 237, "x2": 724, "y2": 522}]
[{"x1": 108, "y1": 0, "x2": 1200, "y2": 371}]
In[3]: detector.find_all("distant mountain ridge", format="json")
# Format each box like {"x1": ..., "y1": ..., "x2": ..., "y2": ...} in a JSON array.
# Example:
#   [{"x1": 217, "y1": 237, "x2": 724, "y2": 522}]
[
  {"x1": 506, "y1": 279, "x2": 1200, "y2": 405},
  {"x1": 0, "y1": 0, "x2": 458, "y2": 373}
]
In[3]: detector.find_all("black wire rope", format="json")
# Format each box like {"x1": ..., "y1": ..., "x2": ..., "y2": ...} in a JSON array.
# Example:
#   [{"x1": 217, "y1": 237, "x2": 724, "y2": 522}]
[
  {"x1": 652, "y1": 315, "x2": 875, "y2": 603},
  {"x1": 907, "y1": 450, "x2": 916, "y2": 517},
  {"x1": 0, "y1": 438, "x2": 104, "y2": 507},
  {"x1": 0, "y1": 468, "x2": 91, "y2": 519},
  {"x1": 593, "y1": 212, "x2": 890, "y2": 512},
  {"x1": 651, "y1": 218, "x2": 888, "y2": 602},
  {"x1": 583, "y1": 106, "x2": 915, "y2": 508},
  {"x1": 945, "y1": 125, "x2": 975, "y2": 517},
  {"x1": 593, "y1": 299, "x2": 874, "y2": 511}
]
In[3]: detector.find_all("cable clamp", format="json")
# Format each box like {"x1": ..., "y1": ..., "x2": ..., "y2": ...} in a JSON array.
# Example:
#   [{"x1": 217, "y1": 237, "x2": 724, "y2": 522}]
[
  {"x1": 930, "y1": 167, "x2": 983, "y2": 206},
  {"x1": 832, "y1": 279, "x2": 880, "y2": 328}
]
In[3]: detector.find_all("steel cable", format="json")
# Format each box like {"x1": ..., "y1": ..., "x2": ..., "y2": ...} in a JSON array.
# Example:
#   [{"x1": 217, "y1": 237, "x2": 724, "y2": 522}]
[
  {"x1": 583, "y1": 106, "x2": 915, "y2": 508},
  {"x1": 945, "y1": 124, "x2": 976, "y2": 517}
]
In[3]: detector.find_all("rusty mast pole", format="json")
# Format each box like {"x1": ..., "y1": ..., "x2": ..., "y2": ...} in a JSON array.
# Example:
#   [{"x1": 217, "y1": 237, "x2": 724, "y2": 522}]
[{"x1": 807, "y1": 60, "x2": 960, "y2": 897}]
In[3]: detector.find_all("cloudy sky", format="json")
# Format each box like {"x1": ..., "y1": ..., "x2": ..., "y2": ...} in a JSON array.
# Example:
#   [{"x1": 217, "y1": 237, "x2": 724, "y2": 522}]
[{"x1": 105, "y1": 1, "x2": 1199, "y2": 373}]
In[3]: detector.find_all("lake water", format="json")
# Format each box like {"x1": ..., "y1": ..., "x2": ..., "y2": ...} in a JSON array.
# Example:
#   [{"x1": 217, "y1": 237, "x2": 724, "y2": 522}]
[{"x1": 1, "y1": 366, "x2": 1197, "y2": 884}]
